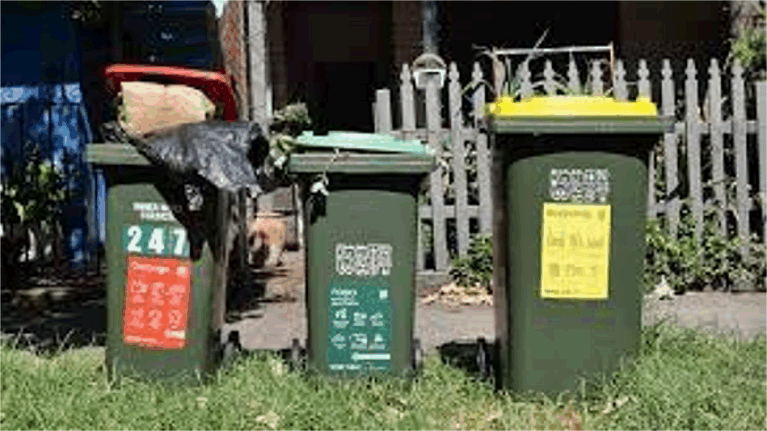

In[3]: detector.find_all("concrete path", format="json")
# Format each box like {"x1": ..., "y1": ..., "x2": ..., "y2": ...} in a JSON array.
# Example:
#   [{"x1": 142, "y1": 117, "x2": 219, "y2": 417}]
[
  {"x1": 2, "y1": 251, "x2": 762, "y2": 356},
  {"x1": 224, "y1": 301, "x2": 496, "y2": 353},
  {"x1": 224, "y1": 251, "x2": 766, "y2": 354},
  {"x1": 642, "y1": 290, "x2": 766, "y2": 341}
]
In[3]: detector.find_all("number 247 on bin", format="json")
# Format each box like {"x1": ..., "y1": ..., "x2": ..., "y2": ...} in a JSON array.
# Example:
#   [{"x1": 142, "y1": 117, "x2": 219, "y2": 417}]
[{"x1": 123, "y1": 224, "x2": 189, "y2": 257}]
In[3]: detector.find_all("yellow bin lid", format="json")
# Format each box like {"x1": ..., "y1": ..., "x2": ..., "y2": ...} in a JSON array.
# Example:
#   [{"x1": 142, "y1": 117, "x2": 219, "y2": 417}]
[{"x1": 487, "y1": 96, "x2": 658, "y2": 117}]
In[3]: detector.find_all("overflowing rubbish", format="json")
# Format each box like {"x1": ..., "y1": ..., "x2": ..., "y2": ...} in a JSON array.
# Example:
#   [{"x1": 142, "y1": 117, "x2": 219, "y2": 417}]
[{"x1": 102, "y1": 120, "x2": 276, "y2": 194}]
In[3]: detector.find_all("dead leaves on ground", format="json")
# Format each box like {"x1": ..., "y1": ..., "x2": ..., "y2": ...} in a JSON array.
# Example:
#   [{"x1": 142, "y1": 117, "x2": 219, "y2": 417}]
[{"x1": 421, "y1": 282, "x2": 493, "y2": 307}]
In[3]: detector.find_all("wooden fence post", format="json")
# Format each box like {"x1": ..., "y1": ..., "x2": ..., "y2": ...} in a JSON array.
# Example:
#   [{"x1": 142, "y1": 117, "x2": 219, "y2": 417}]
[
  {"x1": 648, "y1": 139, "x2": 657, "y2": 219},
  {"x1": 543, "y1": 60, "x2": 556, "y2": 95},
  {"x1": 638, "y1": 59, "x2": 651, "y2": 100},
  {"x1": 708, "y1": 59, "x2": 726, "y2": 235},
  {"x1": 732, "y1": 60, "x2": 750, "y2": 268},
  {"x1": 661, "y1": 60, "x2": 680, "y2": 237},
  {"x1": 568, "y1": 58, "x2": 581, "y2": 94},
  {"x1": 398, "y1": 65, "x2": 424, "y2": 271},
  {"x1": 425, "y1": 75, "x2": 448, "y2": 271},
  {"x1": 520, "y1": 61, "x2": 533, "y2": 98},
  {"x1": 590, "y1": 60, "x2": 604, "y2": 96},
  {"x1": 372, "y1": 100, "x2": 379, "y2": 133},
  {"x1": 685, "y1": 59, "x2": 704, "y2": 243},
  {"x1": 376, "y1": 89, "x2": 392, "y2": 134},
  {"x1": 492, "y1": 56, "x2": 504, "y2": 98},
  {"x1": 613, "y1": 59, "x2": 627, "y2": 101},
  {"x1": 473, "y1": 62, "x2": 493, "y2": 235},
  {"x1": 636, "y1": 60, "x2": 656, "y2": 218},
  {"x1": 448, "y1": 63, "x2": 470, "y2": 257},
  {"x1": 400, "y1": 64, "x2": 416, "y2": 139},
  {"x1": 757, "y1": 80, "x2": 767, "y2": 290}
]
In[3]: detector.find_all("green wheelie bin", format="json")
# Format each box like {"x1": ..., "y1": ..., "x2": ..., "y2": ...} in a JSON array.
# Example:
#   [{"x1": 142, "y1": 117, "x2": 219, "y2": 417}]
[
  {"x1": 485, "y1": 96, "x2": 671, "y2": 396},
  {"x1": 87, "y1": 143, "x2": 233, "y2": 384},
  {"x1": 288, "y1": 131, "x2": 436, "y2": 378}
]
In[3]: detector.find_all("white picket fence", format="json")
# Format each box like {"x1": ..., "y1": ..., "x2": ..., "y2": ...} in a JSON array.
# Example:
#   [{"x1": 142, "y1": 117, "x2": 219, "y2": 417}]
[{"x1": 373, "y1": 57, "x2": 767, "y2": 285}]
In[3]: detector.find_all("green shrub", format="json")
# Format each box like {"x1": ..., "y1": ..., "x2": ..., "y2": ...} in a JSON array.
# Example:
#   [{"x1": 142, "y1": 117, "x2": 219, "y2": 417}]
[
  {"x1": 449, "y1": 234, "x2": 493, "y2": 292},
  {"x1": 1, "y1": 141, "x2": 77, "y2": 267},
  {"x1": 644, "y1": 206, "x2": 766, "y2": 294},
  {"x1": 268, "y1": 102, "x2": 312, "y2": 174},
  {"x1": 446, "y1": 212, "x2": 766, "y2": 294},
  {"x1": 727, "y1": 1, "x2": 766, "y2": 80}
]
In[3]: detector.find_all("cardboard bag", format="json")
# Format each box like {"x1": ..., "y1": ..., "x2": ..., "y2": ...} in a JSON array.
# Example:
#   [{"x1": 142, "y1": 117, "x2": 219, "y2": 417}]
[{"x1": 119, "y1": 81, "x2": 216, "y2": 137}]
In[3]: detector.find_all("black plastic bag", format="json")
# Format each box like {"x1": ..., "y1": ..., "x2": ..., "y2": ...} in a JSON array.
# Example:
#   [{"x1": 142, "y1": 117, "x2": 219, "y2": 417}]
[
  {"x1": 101, "y1": 120, "x2": 279, "y2": 195},
  {"x1": 129, "y1": 121, "x2": 272, "y2": 194}
]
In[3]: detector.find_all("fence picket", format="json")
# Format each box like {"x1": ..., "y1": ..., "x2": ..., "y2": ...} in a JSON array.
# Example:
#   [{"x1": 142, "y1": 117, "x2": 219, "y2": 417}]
[
  {"x1": 372, "y1": 100, "x2": 378, "y2": 133},
  {"x1": 473, "y1": 62, "x2": 493, "y2": 234},
  {"x1": 638, "y1": 59, "x2": 650, "y2": 99},
  {"x1": 493, "y1": 56, "x2": 504, "y2": 98},
  {"x1": 732, "y1": 60, "x2": 750, "y2": 267},
  {"x1": 708, "y1": 59, "x2": 726, "y2": 235},
  {"x1": 425, "y1": 77, "x2": 448, "y2": 271},
  {"x1": 757, "y1": 80, "x2": 767, "y2": 290},
  {"x1": 685, "y1": 59, "x2": 704, "y2": 243},
  {"x1": 448, "y1": 63, "x2": 470, "y2": 257},
  {"x1": 568, "y1": 58, "x2": 581, "y2": 94},
  {"x1": 614, "y1": 59, "x2": 627, "y2": 101},
  {"x1": 398, "y1": 65, "x2": 422, "y2": 270},
  {"x1": 590, "y1": 60, "x2": 603, "y2": 96},
  {"x1": 662, "y1": 59, "x2": 680, "y2": 237},
  {"x1": 544, "y1": 60, "x2": 556, "y2": 95},
  {"x1": 520, "y1": 61, "x2": 533, "y2": 98},
  {"x1": 648, "y1": 144, "x2": 656, "y2": 219},
  {"x1": 638, "y1": 59, "x2": 655, "y2": 217},
  {"x1": 400, "y1": 64, "x2": 416, "y2": 137},
  {"x1": 376, "y1": 89, "x2": 392, "y2": 134}
]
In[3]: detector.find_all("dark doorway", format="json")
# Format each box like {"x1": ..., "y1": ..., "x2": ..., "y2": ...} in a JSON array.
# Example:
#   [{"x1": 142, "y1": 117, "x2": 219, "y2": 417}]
[
  {"x1": 314, "y1": 62, "x2": 380, "y2": 132},
  {"x1": 441, "y1": 1, "x2": 620, "y2": 80},
  {"x1": 285, "y1": 1, "x2": 392, "y2": 132}
]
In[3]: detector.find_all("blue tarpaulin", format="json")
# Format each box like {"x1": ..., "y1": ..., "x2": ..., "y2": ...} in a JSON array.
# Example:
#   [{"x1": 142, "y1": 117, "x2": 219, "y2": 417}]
[{"x1": 1, "y1": 1, "x2": 105, "y2": 269}]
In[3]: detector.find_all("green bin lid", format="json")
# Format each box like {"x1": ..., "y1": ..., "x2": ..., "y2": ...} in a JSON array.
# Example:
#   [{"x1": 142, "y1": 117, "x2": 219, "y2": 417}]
[
  {"x1": 87, "y1": 143, "x2": 152, "y2": 166},
  {"x1": 296, "y1": 131, "x2": 433, "y2": 155},
  {"x1": 288, "y1": 152, "x2": 436, "y2": 175}
]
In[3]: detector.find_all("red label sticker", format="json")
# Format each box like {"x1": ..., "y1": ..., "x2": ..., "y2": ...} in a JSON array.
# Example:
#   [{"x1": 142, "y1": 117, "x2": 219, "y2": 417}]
[{"x1": 123, "y1": 256, "x2": 192, "y2": 350}]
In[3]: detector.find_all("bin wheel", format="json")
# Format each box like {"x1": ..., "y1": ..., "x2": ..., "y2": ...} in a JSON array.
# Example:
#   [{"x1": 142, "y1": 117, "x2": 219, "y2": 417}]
[
  {"x1": 476, "y1": 337, "x2": 489, "y2": 379},
  {"x1": 411, "y1": 338, "x2": 423, "y2": 373},
  {"x1": 223, "y1": 330, "x2": 243, "y2": 363},
  {"x1": 290, "y1": 338, "x2": 301, "y2": 370}
]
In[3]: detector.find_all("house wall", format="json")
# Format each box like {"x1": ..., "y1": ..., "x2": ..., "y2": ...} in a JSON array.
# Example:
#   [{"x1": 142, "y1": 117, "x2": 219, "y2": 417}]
[
  {"x1": 616, "y1": 1, "x2": 730, "y2": 84},
  {"x1": 267, "y1": 1, "x2": 288, "y2": 111},
  {"x1": 392, "y1": 0, "x2": 423, "y2": 74}
]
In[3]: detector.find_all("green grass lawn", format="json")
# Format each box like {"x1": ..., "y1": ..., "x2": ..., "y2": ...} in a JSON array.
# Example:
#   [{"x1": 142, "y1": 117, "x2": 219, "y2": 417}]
[{"x1": 1, "y1": 323, "x2": 765, "y2": 430}]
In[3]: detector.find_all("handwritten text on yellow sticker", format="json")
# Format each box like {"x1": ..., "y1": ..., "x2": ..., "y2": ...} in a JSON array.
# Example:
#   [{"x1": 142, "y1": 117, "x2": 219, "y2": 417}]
[{"x1": 540, "y1": 203, "x2": 611, "y2": 299}]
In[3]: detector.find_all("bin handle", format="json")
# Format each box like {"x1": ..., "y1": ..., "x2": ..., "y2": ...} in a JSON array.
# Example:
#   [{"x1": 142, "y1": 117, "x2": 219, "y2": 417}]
[{"x1": 309, "y1": 147, "x2": 343, "y2": 197}]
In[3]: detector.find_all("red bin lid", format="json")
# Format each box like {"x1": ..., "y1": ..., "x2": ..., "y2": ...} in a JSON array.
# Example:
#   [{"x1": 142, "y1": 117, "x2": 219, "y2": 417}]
[{"x1": 103, "y1": 64, "x2": 238, "y2": 122}]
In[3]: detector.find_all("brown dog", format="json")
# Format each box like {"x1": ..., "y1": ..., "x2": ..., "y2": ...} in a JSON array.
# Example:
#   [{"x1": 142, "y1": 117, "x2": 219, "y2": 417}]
[{"x1": 247, "y1": 212, "x2": 287, "y2": 269}]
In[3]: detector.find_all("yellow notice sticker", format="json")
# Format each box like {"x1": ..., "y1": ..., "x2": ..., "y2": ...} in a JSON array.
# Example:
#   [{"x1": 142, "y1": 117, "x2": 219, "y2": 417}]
[{"x1": 540, "y1": 203, "x2": 611, "y2": 299}]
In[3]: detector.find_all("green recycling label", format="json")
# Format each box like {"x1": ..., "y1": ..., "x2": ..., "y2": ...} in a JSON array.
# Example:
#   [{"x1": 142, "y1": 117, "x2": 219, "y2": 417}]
[{"x1": 327, "y1": 243, "x2": 393, "y2": 372}]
